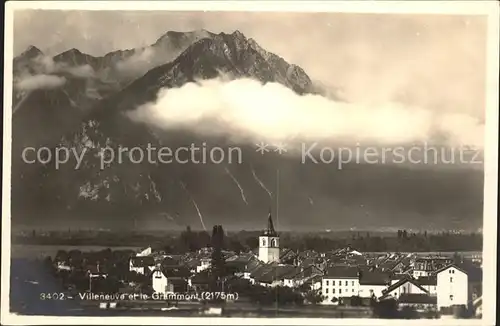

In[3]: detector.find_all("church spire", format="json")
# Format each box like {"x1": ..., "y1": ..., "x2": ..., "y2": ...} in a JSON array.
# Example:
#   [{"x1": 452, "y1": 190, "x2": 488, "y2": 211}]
[{"x1": 266, "y1": 209, "x2": 277, "y2": 236}]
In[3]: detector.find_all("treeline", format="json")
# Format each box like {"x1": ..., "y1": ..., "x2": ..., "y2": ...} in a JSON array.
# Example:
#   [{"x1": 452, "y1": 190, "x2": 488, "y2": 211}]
[
  {"x1": 15, "y1": 227, "x2": 482, "y2": 253},
  {"x1": 168, "y1": 227, "x2": 482, "y2": 253},
  {"x1": 280, "y1": 230, "x2": 482, "y2": 252}
]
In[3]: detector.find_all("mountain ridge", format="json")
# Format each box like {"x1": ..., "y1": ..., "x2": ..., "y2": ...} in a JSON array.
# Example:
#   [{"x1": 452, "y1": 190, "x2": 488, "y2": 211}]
[{"x1": 11, "y1": 29, "x2": 483, "y2": 231}]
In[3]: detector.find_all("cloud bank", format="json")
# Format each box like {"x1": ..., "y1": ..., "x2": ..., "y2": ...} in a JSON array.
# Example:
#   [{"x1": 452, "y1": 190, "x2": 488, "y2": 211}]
[
  {"x1": 15, "y1": 54, "x2": 96, "y2": 91},
  {"x1": 15, "y1": 74, "x2": 67, "y2": 91},
  {"x1": 128, "y1": 78, "x2": 484, "y2": 150}
]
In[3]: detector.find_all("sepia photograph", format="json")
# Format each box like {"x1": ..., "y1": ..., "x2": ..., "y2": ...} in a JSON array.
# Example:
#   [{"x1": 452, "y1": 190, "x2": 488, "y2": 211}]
[{"x1": 2, "y1": 1, "x2": 499, "y2": 325}]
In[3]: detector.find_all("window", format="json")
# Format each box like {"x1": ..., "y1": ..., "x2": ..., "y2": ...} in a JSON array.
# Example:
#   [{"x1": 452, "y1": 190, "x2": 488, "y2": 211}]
[
  {"x1": 352, "y1": 289, "x2": 354, "y2": 292},
  {"x1": 332, "y1": 281, "x2": 335, "y2": 286},
  {"x1": 345, "y1": 281, "x2": 348, "y2": 286},
  {"x1": 325, "y1": 288, "x2": 329, "y2": 293},
  {"x1": 326, "y1": 280, "x2": 329, "y2": 286},
  {"x1": 403, "y1": 287, "x2": 406, "y2": 293},
  {"x1": 332, "y1": 289, "x2": 335, "y2": 294},
  {"x1": 450, "y1": 295, "x2": 454, "y2": 301},
  {"x1": 352, "y1": 281, "x2": 354, "y2": 286},
  {"x1": 450, "y1": 277, "x2": 453, "y2": 283},
  {"x1": 339, "y1": 289, "x2": 342, "y2": 294}
]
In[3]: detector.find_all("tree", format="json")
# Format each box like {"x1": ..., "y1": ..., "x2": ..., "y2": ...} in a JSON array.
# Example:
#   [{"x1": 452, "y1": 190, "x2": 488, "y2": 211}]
[
  {"x1": 304, "y1": 288, "x2": 324, "y2": 304},
  {"x1": 210, "y1": 225, "x2": 226, "y2": 292},
  {"x1": 372, "y1": 299, "x2": 399, "y2": 318}
]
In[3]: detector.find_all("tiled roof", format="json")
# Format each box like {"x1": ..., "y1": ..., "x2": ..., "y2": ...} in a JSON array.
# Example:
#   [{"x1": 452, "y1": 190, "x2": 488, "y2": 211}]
[
  {"x1": 161, "y1": 255, "x2": 182, "y2": 266},
  {"x1": 383, "y1": 277, "x2": 428, "y2": 296},
  {"x1": 184, "y1": 259, "x2": 201, "y2": 269},
  {"x1": 130, "y1": 256, "x2": 155, "y2": 267},
  {"x1": 324, "y1": 266, "x2": 359, "y2": 279},
  {"x1": 190, "y1": 270, "x2": 211, "y2": 285},
  {"x1": 398, "y1": 293, "x2": 437, "y2": 304},
  {"x1": 159, "y1": 265, "x2": 191, "y2": 278},
  {"x1": 359, "y1": 271, "x2": 390, "y2": 285},
  {"x1": 255, "y1": 265, "x2": 298, "y2": 284},
  {"x1": 417, "y1": 275, "x2": 437, "y2": 286}
]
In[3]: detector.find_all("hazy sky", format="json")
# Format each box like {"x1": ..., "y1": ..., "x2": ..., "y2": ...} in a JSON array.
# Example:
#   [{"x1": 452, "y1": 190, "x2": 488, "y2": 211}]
[{"x1": 13, "y1": 10, "x2": 487, "y2": 119}]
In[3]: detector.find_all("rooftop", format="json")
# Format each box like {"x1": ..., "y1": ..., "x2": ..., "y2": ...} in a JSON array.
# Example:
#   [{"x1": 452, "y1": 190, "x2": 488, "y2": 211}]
[{"x1": 324, "y1": 266, "x2": 359, "y2": 279}]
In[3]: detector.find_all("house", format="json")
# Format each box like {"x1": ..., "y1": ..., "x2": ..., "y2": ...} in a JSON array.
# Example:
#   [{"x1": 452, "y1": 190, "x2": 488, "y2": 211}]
[
  {"x1": 279, "y1": 249, "x2": 297, "y2": 265},
  {"x1": 225, "y1": 253, "x2": 261, "y2": 279},
  {"x1": 253, "y1": 264, "x2": 297, "y2": 287},
  {"x1": 417, "y1": 275, "x2": 437, "y2": 296},
  {"x1": 197, "y1": 258, "x2": 211, "y2": 273},
  {"x1": 282, "y1": 265, "x2": 323, "y2": 288},
  {"x1": 306, "y1": 274, "x2": 323, "y2": 291},
  {"x1": 321, "y1": 266, "x2": 360, "y2": 304},
  {"x1": 86, "y1": 264, "x2": 108, "y2": 279},
  {"x1": 151, "y1": 265, "x2": 190, "y2": 295},
  {"x1": 380, "y1": 277, "x2": 429, "y2": 300},
  {"x1": 413, "y1": 257, "x2": 453, "y2": 279},
  {"x1": 56, "y1": 261, "x2": 72, "y2": 271},
  {"x1": 358, "y1": 270, "x2": 391, "y2": 299},
  {"x1": 398, "y1": 293, "x2": 437, "y2": 312},
  {"x1": 129, "y1": 256, "x2": 155, "y2": 275},
  {"x1": 189, "y1": 270, "x2": 211, "y2": 293},
  {"x1": 436, "y1": 264, "x2": 468, "y2": 310},
  {"x1": 389, "y1": 256, "x2": 413, "y2": 274},
  {"x1": 136, "y1": 246, "x2": 152, "y2": 257},
  {"x1": 389, "y1": 273, "x2": 412, "y2": 285}
]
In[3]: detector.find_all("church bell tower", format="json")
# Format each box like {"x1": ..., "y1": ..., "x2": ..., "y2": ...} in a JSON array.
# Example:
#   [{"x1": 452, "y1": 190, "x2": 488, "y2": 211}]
[{"x1": 258, "y1": 211, "x2": 280, "y2": 263}]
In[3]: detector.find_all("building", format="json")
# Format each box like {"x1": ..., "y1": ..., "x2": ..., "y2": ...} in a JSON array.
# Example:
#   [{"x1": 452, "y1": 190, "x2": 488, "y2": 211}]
[
  {"x1": 417, "y1": 275, "x2": 438, "y2": 296},
  {"x1": 136, "y1": 246, "x2": 152, "y2": 257},
  {"x1": 358, "y1": 270, "x2": 391, "y2": 298},
  {"x1": 321, "y1": 266, "x2": 360, "y2": 304},
  {"x1": 129, "y1": 256, "x2": 155, "y2": 275},
  {"x1": 258, "y1": 212, "x2": 280, "y2": 263},
  {"x1": 151, "y1": 265, "x2": 189, "y2": 295},
  {"x1": 380, "y1": 277, "x2": 429, "y2": 300},
  {"x1": 398, "y1": 293, "x2": 437, "y2": 312},
  {"x1": 413, "y1": 257, "x2": 453, "y2": 279},
  {"x1": 436, "y1": 264, "x2": 468, "y2": 310}
]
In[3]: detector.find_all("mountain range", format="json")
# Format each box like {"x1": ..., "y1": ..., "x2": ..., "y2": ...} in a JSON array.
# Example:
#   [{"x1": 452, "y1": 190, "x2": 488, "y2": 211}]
[{"x1": 11, "y1": 30, "x2": 483, "y2": 231}]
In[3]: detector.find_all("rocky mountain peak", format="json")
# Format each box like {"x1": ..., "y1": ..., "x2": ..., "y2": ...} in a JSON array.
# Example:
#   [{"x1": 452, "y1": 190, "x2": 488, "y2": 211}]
[
  {"x1": 153, "y1": 29, "x2": 214, "y2": 49},
  {"x1": 18, "y1": 45, "x2": 43, "y2": 59}
]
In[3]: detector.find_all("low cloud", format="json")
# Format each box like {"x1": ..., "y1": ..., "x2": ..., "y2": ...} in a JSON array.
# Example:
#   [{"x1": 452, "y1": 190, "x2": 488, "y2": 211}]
[
  {"x1": 128, "y1": 77, "x2": 484, "y2": 150},
  {"x1": 15, "y1": 54, "x2": 96, "y2": 91},
  {"x1": 115, "y1": 47, "x2": 154, "y2": 78},
  {"x1": 66, "y1": 64, "x2": 95, "y2": 78},
  {"x1": 15, "y1": 74, "x2": 67, "y2": 91}
]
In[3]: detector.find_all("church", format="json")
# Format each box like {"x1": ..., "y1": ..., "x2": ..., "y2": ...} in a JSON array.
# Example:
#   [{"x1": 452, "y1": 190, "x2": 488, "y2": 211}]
[{"x1": 258, "y1": 211, "x2": 280, "y2": 263}]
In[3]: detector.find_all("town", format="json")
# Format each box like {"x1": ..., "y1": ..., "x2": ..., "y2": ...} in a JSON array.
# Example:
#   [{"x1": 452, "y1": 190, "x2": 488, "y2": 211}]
[{"x1": 45, "y1": 213, "x2": 483, "y2": 318}]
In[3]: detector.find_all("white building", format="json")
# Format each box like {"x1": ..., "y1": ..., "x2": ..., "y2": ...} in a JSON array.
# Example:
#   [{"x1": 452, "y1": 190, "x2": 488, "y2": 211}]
[
  {"x1": 436, "y1": 264, "x2": 468, "y2": 310},
  {"x1": 136, "y1": 246, "x2": 152, "y2": 257},
  {"x1": 129, "y1": 256, "x2": 156, "y2": 275},
  {"x1": 321, "y1": 266, "x2": 360, "y2": 304},
  {"x1": 151, "y1": 266, "x2": 188, "y2": 295},
  {"x1": 358, "y1": 271, "x2": 390, "y2": 299},
  {"x1": 196, "y1": 258, "x2": 211, "y2": 273},
  {"x1": 258, "y1": 212, "x2": 280, "y2": 264},
  {"x1": 380, "y1": 277, "x2": 429, "y2": 300},
  {"x1": 152, "y1": 268, "x2": 174, "y2": 294},
  {"x1": 413, "y1": 257, "x2": 453, "y2": 279}
]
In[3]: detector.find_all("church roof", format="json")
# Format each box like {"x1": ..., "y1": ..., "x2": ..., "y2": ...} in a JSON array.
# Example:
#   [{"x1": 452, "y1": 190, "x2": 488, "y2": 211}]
[{"x1": 262, "y1": 211, "x2": 278, "y2": 236}]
